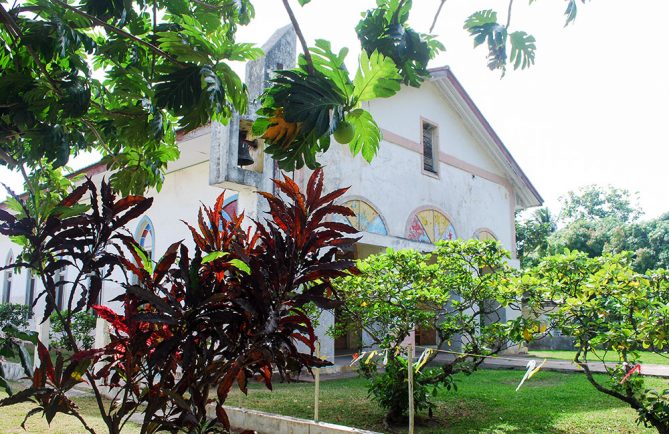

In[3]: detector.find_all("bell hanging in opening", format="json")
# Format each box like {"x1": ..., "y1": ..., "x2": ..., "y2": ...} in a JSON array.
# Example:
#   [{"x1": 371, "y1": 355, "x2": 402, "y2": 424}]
[{"x1": 237, "y1": 138, "x2": 254, "y2": 166}]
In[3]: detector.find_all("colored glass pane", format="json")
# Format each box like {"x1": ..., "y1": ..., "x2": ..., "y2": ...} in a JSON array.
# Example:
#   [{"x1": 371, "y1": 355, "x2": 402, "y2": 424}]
[
  {"x1": 221, "y1": 194, "x2": 239, "y2": 221},
  {"x1": 337, "y1": 200, "x2": 388, "y2": 236},
  {"x1": 407, "y1": 210, "x2": 456, "y2": 244},
  {"x1": 477, "y1": 230, "x2": 496, "y2": 241}
]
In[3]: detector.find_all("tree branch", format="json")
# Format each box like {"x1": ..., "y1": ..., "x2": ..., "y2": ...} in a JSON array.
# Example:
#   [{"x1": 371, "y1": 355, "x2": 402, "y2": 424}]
[
  {"x1": 429, "y1": 0, "x2": 447, "y2": 34},
  {"x1": 50, "y1": 0, "x2": 184, "y2": 66},
  {"x1": 0, "y1": 4, "x2": 62, "y2": 93},
  {"x1": 506, "y1": 0, "x2": 514, "y2": 29},
  {"x1": 281, "y1": 0, "x2": 314, "y2": 74}
]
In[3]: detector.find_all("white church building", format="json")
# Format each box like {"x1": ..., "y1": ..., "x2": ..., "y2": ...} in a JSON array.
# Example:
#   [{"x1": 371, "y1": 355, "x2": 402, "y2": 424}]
[{"x1": 0, "y1": 27, "x2": 542, "y2": 361}]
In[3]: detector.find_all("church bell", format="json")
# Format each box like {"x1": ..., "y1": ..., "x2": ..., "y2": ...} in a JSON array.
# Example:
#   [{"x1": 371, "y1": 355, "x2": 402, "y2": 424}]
[{"x1": 237, "y1": 137, "x2": 254, "y2": 167}]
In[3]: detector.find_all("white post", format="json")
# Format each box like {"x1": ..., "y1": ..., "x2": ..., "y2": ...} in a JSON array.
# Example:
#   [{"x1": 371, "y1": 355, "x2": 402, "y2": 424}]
[
  {"x1": 94, "y1": 317, "x2": 110, "y2": 349},
  {"x1": 407, "y1": 344, "x2": 414, "y2": 434},
  {"x1": 314, "y1": 342, "x2": 321, "y2": 422}
]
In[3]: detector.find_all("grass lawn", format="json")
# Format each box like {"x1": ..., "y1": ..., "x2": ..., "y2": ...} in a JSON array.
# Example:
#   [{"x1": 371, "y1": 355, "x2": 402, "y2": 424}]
[
  {"x1": 0, "y1": 385, "x2": 141, "y2": 434},
  {"x1": 527, "y1": 350, "x2": 669, "y2": 365},
  {"x1": 2, "y1": 370, "x2": 666, "y2": 433},
  {"x1": 226, "y1": 369, "x2": 669, "y2": 433}
]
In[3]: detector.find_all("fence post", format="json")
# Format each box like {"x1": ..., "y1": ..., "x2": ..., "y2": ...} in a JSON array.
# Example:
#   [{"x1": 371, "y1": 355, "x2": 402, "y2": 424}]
[
  {"x1": 314, "y1": 341, "x2": 320, "y2": 422},
  {"x1": 408, "y1": 344, "x2": 414, "y2": 434}
]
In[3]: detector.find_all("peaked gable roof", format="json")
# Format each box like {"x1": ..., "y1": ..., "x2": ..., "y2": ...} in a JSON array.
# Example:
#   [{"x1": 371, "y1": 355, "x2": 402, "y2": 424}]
[{"x1": 429, "y1": 66, "x2": 543, "y2": 209}]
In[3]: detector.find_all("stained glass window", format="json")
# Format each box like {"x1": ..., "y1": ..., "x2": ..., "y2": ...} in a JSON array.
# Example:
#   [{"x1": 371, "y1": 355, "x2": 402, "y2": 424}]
[
  {"x1": 477, "y1": 230, "x2": 497, "y2": 241},
  {"x1": 139, "y1": 222, "x2": 154, "y2": 258},
  {"x1": 406, "y1": 209, "x2": 456, "y2": 244},
  {"x1": 221, "y1": 194, "x2": 239, "y2": 222},
  {"x1": 336, "y1": 200, "x2": 388, "y2": 236}
]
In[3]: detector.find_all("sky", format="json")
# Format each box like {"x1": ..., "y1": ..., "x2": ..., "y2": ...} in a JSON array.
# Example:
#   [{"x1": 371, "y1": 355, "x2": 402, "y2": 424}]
[{"x1": 3, "y1": 0, "x2": 667, "y2": 219}]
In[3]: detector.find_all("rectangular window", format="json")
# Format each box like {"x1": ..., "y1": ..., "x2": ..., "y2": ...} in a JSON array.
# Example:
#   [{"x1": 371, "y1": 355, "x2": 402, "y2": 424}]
[
  {"x1": 422, "y1": 121, "x2": 437, "y2": 174},
  {"x1": 55, "y1": 267, "x2": 66, "y2": 311},
  {"x1": 26, "y1": 272, "x2": 36, "y2": 318}
]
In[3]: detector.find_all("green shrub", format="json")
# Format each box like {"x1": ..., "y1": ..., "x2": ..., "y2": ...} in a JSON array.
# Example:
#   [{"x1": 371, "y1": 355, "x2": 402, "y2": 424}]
[
  {"x1": 357, "y1": 352, "x2": 455, "y2": 424},
  {"x1": 0, "y1": 303, "x2": 30, "y2": 332},
  {"x1": 49, "y1": 310, "x2": 96, "y2": 350}
]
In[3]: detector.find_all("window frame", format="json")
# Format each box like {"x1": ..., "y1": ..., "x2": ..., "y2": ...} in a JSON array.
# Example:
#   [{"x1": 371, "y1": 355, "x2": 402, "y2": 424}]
[
  {"x1": 25, "y1": 271, "x2": 36, "y2": 318},
  {"x1": 420, "y1": 117, "x2": 440, "y2": 178},
  {"x1": 3, "y1": 252, "x2": 13, "y2": 303}
]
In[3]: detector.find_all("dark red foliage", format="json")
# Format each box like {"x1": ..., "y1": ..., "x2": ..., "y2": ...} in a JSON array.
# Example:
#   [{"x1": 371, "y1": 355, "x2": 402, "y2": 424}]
[{"x1": 0, "y1": 168, "x2": 358, "y2": 434}]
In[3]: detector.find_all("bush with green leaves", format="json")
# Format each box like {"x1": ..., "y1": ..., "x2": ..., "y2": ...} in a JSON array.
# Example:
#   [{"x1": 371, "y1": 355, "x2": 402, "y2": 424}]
[
  {"x1": 357, "y1": 349, "x2": 456, "y2": 425},
  {"x1": 333, "y1": 240, "x2": 531, "y2": 424},
  {"x1": 49, "y1": 310, "x2": 96, "y2": 351},
  {"x1": 518, "y1": 251, "x2": 669, "y2": 433},
  {"x1": 0, "y1": 303, "x2": 30, "y2": 332}
]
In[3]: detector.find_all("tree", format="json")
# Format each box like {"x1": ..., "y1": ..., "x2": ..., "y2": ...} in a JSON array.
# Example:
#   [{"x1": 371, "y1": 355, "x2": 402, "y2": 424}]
[
  {"x1": 559, "y1": 185, "x2": 642, "y2": 224},
  {"x1": 516, "y1": 207, "x2": 556, "y2": 268},
  {"x1": 1, "y1": 0, "x2": 589, "y2": 197},
  {"x1": 608, "y1": 213, "x2": 669, "y2": 272},
  {"x1": 332, "y1": 240, "x2": 531, "y2": 425},
  {"x1": 518, "y1": 251, "x2": 669, "y2": 434},
  {"x1": 0, "y1": 168, "x2": 359, "y2": 433},
  {"x1": 548, "y1": 216, "x2": 620, "y2": 258},
  {"x1": 518, "y1": 185, "x2": 645, "y2": 265}
]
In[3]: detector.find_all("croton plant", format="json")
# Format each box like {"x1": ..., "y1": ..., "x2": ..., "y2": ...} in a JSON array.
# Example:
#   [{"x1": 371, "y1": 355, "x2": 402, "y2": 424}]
[{"x1": 0, "y1": 168, "x2": 358, "y2": 434}]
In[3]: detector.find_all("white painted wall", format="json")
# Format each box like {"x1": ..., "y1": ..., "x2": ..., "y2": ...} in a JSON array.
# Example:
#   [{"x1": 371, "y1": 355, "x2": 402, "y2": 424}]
[{"x1": 368, "y1": 82, "x2": 505, "y2": 178}]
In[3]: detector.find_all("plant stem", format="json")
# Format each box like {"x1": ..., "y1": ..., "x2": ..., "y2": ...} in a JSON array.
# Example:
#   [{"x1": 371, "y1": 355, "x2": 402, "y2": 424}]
[
  {"x1": 281, "y1": 0, "x2": 314, "y2": 74},
  {"x1": 506, "y1": 0, "x2": 514, "y2": 29},
  {"x1": 429, "y1": 0, "x2": 447, "y2": 33}
]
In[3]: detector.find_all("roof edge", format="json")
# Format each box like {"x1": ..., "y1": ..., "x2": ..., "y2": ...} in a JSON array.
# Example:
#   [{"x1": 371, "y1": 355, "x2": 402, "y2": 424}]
[{"x1": 428, "y1": 66, "x2": 543, "y2": 207}]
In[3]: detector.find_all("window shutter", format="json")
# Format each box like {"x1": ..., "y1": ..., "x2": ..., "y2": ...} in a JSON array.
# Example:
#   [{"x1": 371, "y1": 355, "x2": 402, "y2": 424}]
[{"x1": 423, "y1": 123, "x2": 436, "y2": 173}]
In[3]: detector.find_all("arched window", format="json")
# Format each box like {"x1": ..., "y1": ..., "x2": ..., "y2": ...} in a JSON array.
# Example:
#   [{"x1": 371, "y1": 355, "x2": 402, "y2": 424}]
[
  {"x1": 136, "y1": 217, "x2": 155, "y2": 260},
  {"x1": 221, "y1": 193, "x2": 239, "y2": 222},
  {"x1": 3, "y1": 252, "x2": 13, "y2": 303},
  {"x1": 335, "y1": 199, "x2": 388, "y2": 236},
  {"x1": 406, "y1": 209, "x2": 456, "y2": 243},
  {"x1": 476, "y1": 229, "x2": 497, "y2": 241}
]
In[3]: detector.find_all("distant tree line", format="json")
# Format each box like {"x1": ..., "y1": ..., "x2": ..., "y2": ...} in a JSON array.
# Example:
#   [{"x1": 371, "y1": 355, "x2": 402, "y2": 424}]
[{"x1": 516, "y1": 185, "x2": 669, "y2": 271}]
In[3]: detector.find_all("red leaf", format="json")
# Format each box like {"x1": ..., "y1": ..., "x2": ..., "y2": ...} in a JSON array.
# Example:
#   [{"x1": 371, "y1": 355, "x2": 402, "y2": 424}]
[
  {"x1": 59, "y1": 183, "x2": 90, "y2": 207},
  {"x1": 112, "y1": 195, "x2": 146, "y2": 214},
  {"x1": 36, "y1": 340, "x2": 56, "y2": 383},
  {"x1": 236, "y1": 369, "x2": 248, "y2": 395},
  {"x1": 306, "y1": 168, "x2": 324, "y2": 210},
  {"x1": 216, "y1": 404, "x2": 231, "y2": 430},
  {"x1": 91, "y1": 305, "x2": 128, "y2": 333}
]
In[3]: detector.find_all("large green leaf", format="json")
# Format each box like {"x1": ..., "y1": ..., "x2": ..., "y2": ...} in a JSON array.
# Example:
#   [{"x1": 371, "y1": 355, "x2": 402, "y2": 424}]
[
  {"x1": 271, "y1": 70, "x2": 345, "y2": 138},
  {"x1": 464, "y1": 10, "x2": 508, "y2": 72},
  {"x1": 346, "y1": 109, "x2": 381, "y2": 163},
  {"x1": 352, "y1": 50, "x2": 401, "y2": 103},
  {"x1": 309, "y1": 40, "x2": 354, "y2": 101},
  {"x1": 356, "y1": 0, "x2": 442, "y2": 87},
  {"x1": 509, "y1": 31, "x2": 536, "y2": 70}
]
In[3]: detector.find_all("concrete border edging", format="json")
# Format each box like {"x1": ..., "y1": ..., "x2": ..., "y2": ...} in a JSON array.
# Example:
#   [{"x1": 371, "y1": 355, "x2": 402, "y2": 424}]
[{"x1": 206, "y1": 405, "x2": 382, "y2": 434}]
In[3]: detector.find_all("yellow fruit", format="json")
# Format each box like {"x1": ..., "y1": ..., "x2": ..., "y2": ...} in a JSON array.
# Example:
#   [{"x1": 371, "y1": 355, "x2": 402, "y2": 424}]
[{"x1": 333, "y1": 121, "x2": 355, "y2": 144}]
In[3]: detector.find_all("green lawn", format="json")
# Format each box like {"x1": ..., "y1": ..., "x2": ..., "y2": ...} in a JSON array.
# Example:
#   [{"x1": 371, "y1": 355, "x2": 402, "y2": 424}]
[
  {"x1": 528, "y1": 349, "x2": 669, "y2": 365},
  {"x1": 0, "y1": 385, "x2": 140, "y2": 434},
  {"x1": 226, "y1": 369, "x2": 668, "y2": 433}
]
